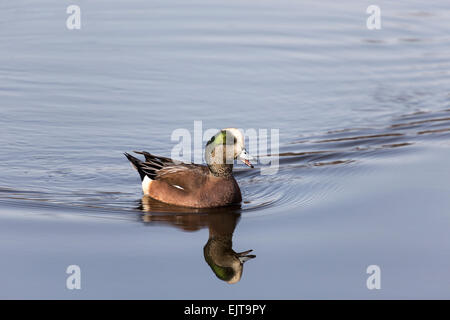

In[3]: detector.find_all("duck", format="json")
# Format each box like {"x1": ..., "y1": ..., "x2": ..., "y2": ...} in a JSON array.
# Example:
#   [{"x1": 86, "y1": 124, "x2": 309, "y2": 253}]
[{"x1": 124, "y1": 128, "x2": 254, "y2": 208}]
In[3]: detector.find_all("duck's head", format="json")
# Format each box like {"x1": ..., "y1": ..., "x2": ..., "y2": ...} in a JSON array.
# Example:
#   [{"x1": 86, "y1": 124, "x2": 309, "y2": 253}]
[
  {"x1": 205, "y1": 128, "x2": 254, "y2": 175},
  {"x1": 204, "y1": 242, "x2": 256, "y2": 284}
]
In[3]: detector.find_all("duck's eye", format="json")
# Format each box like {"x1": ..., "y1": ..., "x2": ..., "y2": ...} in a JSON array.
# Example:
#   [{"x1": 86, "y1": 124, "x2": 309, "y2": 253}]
[{"x1": 233, "y1": 137, "x2": 237, "y2": 144}]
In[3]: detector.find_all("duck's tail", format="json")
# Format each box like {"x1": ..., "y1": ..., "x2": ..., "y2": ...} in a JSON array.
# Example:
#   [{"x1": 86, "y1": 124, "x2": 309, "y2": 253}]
[
  {"x1": 124, "y1": 152, "x2": 147, "y2": 181},
  {"x1": 125, "y1": 151, "x2": 172, "y2": 181}
]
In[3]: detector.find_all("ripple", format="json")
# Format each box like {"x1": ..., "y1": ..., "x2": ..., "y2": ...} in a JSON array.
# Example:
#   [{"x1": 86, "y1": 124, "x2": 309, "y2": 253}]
[{"x1": 0, "y1": 110, "x2": 449, "y2": 219}]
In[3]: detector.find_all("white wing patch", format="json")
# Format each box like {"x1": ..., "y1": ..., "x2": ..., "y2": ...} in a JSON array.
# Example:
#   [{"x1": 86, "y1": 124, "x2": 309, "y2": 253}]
[{"x1": 172, "y1": 185, "x2": 184, "y2": 190}]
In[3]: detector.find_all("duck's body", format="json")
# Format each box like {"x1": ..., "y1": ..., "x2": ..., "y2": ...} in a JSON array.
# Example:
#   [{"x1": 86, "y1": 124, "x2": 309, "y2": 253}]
[
  {"x1": 125, "y1": 128, "x2": 253, "y2": 208},
  {"x1": 124, "y1": 151, "x2": 242, "y2": 208}
]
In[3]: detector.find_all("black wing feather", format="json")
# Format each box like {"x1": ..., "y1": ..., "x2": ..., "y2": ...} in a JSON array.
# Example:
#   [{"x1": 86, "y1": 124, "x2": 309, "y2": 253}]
[{"x1": 124, "y1": 151, "x2": 184, "y2": 181}]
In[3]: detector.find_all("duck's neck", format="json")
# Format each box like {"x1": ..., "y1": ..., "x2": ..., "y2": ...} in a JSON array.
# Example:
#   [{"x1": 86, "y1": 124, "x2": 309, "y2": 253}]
[
  {"x1": 208, "y1": 163, "x2": 233, "y2": 178},
  {"x1": 205, "y1": 144, "x2": 234, "y2": 178}
]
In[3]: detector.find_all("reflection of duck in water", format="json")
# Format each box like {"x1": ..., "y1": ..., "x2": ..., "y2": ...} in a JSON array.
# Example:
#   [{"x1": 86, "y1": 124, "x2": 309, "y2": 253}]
[
  {"x1": 140, "y1": 197, "x2": 255, "y2": 284},
  {"x1": 203, "y1": 212, "x2": 255, "y2": 284}
]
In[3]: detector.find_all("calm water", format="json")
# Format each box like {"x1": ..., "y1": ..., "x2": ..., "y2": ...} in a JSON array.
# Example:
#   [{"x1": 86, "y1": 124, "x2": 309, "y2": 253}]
[{"x1": 1, "y1": 0, "x2": 450, "y2": 298}]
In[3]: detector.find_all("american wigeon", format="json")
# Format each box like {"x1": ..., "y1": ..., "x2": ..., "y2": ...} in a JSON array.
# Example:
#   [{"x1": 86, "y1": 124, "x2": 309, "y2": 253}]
[{"x1": 125, "y1": 128, "x2": 254, "y2": 208}]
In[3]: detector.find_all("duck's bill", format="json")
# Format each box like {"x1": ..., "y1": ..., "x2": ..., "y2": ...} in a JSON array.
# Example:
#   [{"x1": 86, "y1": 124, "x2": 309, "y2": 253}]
[
  {"x1": 239, "y1": 255, "x2": 256, "y2": 263},
  {"x1": 237, "y1": 249, "x2": 256, "y2": 263},
  {"x1": 242, "y1": 159, "x2": 253, "y2": 168},
  {"x1": 237, "y1": 149, "x2": 254, "y2": 168}
]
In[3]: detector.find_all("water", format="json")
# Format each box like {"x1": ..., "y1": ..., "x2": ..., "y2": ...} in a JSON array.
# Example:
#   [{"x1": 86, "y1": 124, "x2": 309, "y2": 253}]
[{"x1": 0, "y1": 0, "x2": 449, "y2": 298}]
